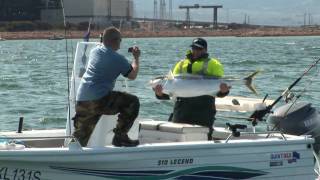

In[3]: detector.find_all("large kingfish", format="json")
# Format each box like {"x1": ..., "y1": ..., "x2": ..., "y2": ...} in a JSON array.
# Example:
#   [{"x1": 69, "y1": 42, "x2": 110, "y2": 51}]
[{"x1": 150, "y1": 71, "x2": 259, "y2": 97}]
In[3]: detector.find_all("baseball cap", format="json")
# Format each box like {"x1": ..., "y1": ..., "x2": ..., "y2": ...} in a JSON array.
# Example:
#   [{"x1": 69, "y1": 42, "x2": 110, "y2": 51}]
[{"x1": 190, "y1": 38, "x2": 207, "y2": 49}]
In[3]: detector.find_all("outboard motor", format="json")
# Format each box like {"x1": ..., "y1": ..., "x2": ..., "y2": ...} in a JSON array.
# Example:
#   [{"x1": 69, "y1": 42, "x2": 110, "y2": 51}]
[{"x1": 267, "y1": 102, "x2": 320, "y2": 153}]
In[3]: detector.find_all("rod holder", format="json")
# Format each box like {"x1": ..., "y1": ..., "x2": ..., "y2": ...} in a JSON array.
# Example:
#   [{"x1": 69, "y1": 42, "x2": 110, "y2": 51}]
[{"x1": 17, "y1": 117, "x2": 23, "y2": 133}]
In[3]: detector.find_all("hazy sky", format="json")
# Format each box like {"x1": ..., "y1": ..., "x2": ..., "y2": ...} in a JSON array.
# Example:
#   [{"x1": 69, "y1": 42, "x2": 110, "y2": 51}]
[{"x1": 133, "y1": 0, "x2": 320, "y2": 26}]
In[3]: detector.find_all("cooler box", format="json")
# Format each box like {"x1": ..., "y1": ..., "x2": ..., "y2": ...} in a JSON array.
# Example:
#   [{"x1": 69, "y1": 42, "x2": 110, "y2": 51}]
[{"x1": 139, "y1": 120, "x2": 209, "y2": 143}]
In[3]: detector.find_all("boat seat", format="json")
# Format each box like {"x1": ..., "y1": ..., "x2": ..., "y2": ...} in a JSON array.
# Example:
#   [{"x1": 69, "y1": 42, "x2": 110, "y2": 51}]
[
  {"x1": 87, "y1": 115, "x2": 118, "y2": 147},
  {"x1": 139, "y1": 120, "x2": 209, "y2": 143},
  {"x1": 0, "y1": 143, "x2": 25, "y2": 150},
  {"x1": 86, "y1": 115, "x2": 141, "y2": 147}
]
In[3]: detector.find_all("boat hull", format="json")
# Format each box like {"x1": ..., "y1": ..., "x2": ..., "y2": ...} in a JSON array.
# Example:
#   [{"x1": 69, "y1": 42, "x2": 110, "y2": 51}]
[{"x1": 0, "y1": 137, "x2": 315, "y2": 180}]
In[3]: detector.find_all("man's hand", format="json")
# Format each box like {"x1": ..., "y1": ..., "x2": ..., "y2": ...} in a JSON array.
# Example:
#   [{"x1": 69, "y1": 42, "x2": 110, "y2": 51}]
[
  {"x1": 219, "y1": 82, "x2": 231, "y2": 94},
  {"x1": 153, "y1": 84, "x2": 164, "y2": 96},
  {"x1": 127, "y1": 46, "x2": 140, "y2": 80},
  {"x1": 132, "y1": 46, "x2": 140, "y2": 60}
]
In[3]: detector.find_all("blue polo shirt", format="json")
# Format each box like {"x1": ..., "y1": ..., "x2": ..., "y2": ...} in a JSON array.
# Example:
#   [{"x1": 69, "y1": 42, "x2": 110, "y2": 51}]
[{"x1": 76, "y1": 45, "x2": 132, "y2": 101}]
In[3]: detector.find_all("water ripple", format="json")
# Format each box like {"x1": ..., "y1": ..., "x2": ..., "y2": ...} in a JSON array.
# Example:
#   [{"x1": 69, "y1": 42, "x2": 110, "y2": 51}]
[{"x1": 0, "y1": 36, "x2": 319, "y2": 130}]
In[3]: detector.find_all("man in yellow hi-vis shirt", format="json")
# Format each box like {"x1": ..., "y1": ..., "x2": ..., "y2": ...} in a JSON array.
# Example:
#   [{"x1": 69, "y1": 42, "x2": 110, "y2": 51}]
[{"x1": 153, "y1": 38, "x2": 230, "y2": 140}]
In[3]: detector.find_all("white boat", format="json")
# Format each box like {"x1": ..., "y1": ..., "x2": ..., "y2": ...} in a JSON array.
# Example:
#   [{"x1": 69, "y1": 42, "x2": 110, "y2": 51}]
[
  {"x1": 0, "y1": 126, "x2": 316, "y2": 180},
  {"x1": 0, "y1": 42, "x2": 318, "y2": 180}
]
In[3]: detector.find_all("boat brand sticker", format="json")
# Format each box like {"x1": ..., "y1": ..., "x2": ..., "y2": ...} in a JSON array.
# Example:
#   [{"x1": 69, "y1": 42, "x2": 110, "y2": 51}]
[
  {"x1": 269, "y1": 161, "x2": 283, "y2": 167},
  {"x1": 158, "y1": 158, "x2": 194, "y2": 166},
  {"x1": 270, "y1": 151, "x2": 300, "y2": 166}
]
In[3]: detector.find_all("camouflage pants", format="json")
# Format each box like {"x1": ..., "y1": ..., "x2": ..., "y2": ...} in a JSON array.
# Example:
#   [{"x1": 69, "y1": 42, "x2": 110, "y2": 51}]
[{"x1": 73, "y1": 91, "x2": 140, "y2": 146}]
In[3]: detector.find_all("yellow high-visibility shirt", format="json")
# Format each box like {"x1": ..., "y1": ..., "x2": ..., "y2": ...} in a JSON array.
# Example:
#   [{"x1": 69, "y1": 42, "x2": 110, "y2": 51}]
[{"x1": 172, "y1": 57, "x2": 224, "y2": 77}]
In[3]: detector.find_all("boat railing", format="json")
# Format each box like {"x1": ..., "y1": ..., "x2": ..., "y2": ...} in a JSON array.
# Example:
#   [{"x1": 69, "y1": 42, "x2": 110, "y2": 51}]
[
  {"x1": 225, "y1": 131, "x2": 287, "y2": 143},
  {"x1": 0, "y1": 135, "x2": 75, "y2": 140}
]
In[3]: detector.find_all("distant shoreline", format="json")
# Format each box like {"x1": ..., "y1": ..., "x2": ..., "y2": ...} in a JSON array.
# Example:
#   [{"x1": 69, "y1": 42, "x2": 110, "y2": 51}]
[{"x1": 1, "y1": 27, "x2": 320, "y2": 40}]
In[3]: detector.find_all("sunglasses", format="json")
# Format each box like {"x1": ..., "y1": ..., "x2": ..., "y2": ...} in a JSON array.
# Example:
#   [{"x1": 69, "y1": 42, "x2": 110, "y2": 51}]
[
  {"x1": 192, "y1": 46, "x2": 204, "y2": 50},
  {"x1": 110, "y1": 37, "x2": 121, "y2": 42}
]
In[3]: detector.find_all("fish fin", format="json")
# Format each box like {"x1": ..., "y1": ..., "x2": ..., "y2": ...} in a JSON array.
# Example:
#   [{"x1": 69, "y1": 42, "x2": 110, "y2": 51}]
[{"x1": 244, "y1": 70, "x2": 260, "y2": 95}]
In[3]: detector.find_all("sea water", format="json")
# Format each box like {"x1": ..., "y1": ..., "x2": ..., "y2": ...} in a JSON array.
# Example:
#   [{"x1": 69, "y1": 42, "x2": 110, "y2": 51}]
[{"x1": 0, "y1": 36, "x2": 319, "y2": 131}]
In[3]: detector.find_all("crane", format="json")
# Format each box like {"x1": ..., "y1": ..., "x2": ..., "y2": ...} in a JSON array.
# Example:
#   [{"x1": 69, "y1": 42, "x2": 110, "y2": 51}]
[
  {"x1": 179, "y1": 4, "x2": 200, "y2": 28},
  {"x1": 201, "y1": 5, "x2": 223, "y2": 28}
]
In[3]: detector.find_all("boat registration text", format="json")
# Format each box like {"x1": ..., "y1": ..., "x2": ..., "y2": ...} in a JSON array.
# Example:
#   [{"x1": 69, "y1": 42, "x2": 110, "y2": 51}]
[{"x1": 0, "y1": 167, "x2": 41, "y2": 180}]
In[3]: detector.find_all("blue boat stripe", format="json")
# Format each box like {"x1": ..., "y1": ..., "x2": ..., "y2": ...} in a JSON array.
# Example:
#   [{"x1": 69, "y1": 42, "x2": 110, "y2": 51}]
[
  {"x1": 51, "y1": 167, "x2": 145, "y2": 178},
  {"x1": 180, "y1": 174, "x2": 232, "y2": 180},
  {"x1": 50, "y1": 167, "x2": 112, "y2": 178},
  {"x1": 50, "y1": 166, "x2": 267, "y2": 179},
  {"x1": 51, "y1": 166, "x2": 171, "y2": 176},
  {"x1": 192, "y1": 170, "x2": 267, "y2": 178}
]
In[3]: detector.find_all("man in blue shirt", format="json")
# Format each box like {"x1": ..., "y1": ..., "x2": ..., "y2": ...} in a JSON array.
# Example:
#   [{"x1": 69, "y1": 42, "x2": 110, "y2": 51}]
[{"x1": 73, "y1": 27, "x2": 140, "y2": 147}]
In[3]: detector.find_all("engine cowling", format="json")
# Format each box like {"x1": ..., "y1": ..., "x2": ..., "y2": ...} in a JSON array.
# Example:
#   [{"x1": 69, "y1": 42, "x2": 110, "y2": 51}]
[{"x1": 267, "y1": 102, "x2": 320, "y2": 153}]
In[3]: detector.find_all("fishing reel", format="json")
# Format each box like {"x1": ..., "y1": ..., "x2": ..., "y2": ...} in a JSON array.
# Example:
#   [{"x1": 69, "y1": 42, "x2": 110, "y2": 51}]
[
  {"x1": 283, "y1": 90, "x2": 295, "y2": 103},
  {"x1": 249, "y1": 94, "x2": 270, "y2": 122},
  {"x1": 226, "y1": 123, "x2": 247, "y2": 137}
]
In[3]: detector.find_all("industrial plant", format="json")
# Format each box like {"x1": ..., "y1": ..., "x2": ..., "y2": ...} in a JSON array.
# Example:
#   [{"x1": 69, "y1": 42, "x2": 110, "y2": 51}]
[
  {"x1": 0, "y1": 0, "x2": 319, "y2": 39},
  {"x1": 0, "y1": 0, "x2": 225, "y2": 28}
]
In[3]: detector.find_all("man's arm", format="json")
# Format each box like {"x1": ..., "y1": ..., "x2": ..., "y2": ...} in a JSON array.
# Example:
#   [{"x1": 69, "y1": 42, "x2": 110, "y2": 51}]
[{"x1": 127, "y1": 46, "x2": 140, "y2": 80}]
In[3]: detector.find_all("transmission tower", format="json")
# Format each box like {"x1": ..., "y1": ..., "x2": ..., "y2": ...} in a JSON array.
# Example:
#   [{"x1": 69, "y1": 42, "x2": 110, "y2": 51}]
[
  {"x1": 159, "y1": 0, "x2": 166, "y2": 20},
  {"x1": 154, "y1": 0, "x2": 158, "y2": 19},
  {"x1": 126, "y1": 0, "x2": 130, "y2": 21},
  {"x1": 107, "y1": 0, "x2": 111, "y2": 20},
  {"x1": 169, "y1": 0, "x2": 172, "y2": 20}
]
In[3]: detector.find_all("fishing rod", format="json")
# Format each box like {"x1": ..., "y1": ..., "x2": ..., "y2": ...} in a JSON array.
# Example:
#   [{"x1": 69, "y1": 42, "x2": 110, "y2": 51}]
[
  {"x1": 79, "y1": 18, "x2": 92, "y2": 78},
  {"x1": 60, "y1": 0, "x2": 72, "y2": 135},
  {"x1": 250, "y1": 57, "x2": 320, "y2": 123}
]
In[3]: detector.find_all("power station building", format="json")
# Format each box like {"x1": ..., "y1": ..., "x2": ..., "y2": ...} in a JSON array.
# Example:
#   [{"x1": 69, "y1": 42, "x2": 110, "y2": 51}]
[
  {"x1": 0, "y1": 0, "x2": 134, "y2": 26},
  {"x1": 0, "y1": 0, "x2": 43, "y2": 21},
  {"x1": 61, "y1": 0, "x2": 134, "y2": 25}
]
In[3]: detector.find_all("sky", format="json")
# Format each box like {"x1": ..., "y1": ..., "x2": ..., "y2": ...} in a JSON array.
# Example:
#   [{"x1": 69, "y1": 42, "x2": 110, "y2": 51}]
[{"x1": 133, "y1": 0, "x2": 320, "y2": 26}]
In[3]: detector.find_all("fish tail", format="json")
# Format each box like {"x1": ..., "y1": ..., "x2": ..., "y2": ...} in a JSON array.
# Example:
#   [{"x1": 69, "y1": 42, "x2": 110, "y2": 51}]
[
  {"x1": 244, "y1": 70, "x2": 260, "y2": 95},
  {"x1": 167, "y1": 70, "x2": 174, "y2": 79}
]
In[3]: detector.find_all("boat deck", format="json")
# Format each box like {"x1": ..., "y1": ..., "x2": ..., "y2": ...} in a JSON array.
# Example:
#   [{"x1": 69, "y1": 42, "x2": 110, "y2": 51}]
[{"x1": 0, "y1": 126, "x2": 313, "y2": 149}]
